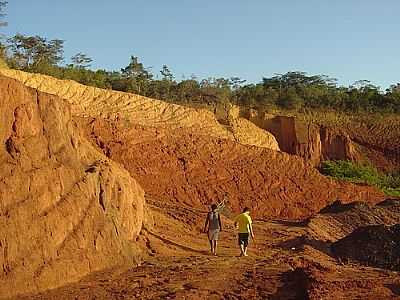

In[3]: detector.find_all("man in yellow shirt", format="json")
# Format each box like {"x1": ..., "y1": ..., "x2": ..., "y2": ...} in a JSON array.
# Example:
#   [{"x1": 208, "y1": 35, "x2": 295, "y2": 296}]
[{"x1": 234, "y1": 207, "x2": 255, "y2": 257}]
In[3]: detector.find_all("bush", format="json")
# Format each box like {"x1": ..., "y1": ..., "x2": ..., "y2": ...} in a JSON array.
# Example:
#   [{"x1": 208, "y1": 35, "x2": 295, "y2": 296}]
[{"x1": 320, "y1": 160, "x2": 400, "y2": 197}]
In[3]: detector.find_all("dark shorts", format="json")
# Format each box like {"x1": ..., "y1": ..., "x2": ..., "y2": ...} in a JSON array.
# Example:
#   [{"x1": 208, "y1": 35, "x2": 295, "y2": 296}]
[{"x1": 238, "y1": 233, "x2": 249, "y2": 247}]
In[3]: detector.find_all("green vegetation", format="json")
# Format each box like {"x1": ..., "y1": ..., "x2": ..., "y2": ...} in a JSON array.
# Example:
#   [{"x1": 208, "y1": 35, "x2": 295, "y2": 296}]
[
  {"x1": 321, "y1": 160, "x2": 400, "y2": 197},
  {"x1": 0, "y1": 1, "x2": 399, "y2": 113},
  {"x1": 0, "y1": 29, "x2": 399, "y2": 113}
]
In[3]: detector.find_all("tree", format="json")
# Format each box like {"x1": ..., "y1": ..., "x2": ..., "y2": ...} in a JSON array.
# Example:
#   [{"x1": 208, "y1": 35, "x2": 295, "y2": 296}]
[
  {"x1": 386, "y1": 83, "x2": 400, "y2": 112},
  {"x1": 121, "y1": 55, "x2": 152, "y2": 79},
  {"x1": 389, "y1": 83, "x2": 400, "y2": 93},
  {"x1": 278, "y1": 87, "x2": 303, "y2": 110},
  {"x1": 176, "y1": 79, "x2": 200, "y2": 103},
  {"x1": 229, "y1": 77, "x2": 246, "y2": 90},
  {"x1": 160, "y1": 64, "x2": 174, "y2": 81},
  {"x1": 350, "y1": 80, "x2": 372, "y2": 90},
  {"x1": 71, "y1": 52, "x2": 92, "y2": 69},
  {"x1": 120, "y1": 55, "x2": 153, "y2": 94},
  {"x1": 7, "y1": 34, "x2": 64, "y2": 69}
]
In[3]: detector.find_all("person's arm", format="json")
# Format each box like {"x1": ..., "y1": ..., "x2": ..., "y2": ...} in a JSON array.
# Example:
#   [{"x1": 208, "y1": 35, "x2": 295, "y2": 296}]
[
  {"x1": 249, "y1": 222, "x2": 255, "y2": 240},
  {"x1": 218, "y1": 214, "x2": 222, "y2": 231},
  {"x1": 233, "y1": 215, "x2": 238, "y2": 229},
  {"x1": 203, "y1": 213, "x2": 209, "y2": 233}
]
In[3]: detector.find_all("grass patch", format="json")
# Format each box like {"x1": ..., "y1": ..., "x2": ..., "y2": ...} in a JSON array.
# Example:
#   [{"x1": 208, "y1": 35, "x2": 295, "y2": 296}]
[{"x1": 320, "y1": 160, "x2": 400, "y2": 197}]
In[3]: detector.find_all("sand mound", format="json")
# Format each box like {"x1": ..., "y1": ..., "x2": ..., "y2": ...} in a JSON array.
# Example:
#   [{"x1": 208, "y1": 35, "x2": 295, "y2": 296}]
[
  {"x1": 0, "y1": 69, "x2": 280, "y2": 151},
  {"x1": 331, "y1": 224, "x2": 400, "y2": 271},
  {"x1": 0, "y1": 76, "x2": 145, "y2": 298}
]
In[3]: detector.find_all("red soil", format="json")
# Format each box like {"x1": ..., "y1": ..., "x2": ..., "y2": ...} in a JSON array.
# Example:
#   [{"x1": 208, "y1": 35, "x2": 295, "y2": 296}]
[
  {"x1": 78, "y1": 117, "x2": 384, "y2": 220},
  {"x1": 12, "y1": 200, "x2": 400, "y2": 300},
  {"x1": 338, "y1": 120, "x2": 400, "y2": 172}
]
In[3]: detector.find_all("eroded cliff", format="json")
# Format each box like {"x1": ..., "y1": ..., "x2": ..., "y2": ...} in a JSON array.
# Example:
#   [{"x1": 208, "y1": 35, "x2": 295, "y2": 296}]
[{"x1": 0, "y1": 77, "x2": 145, "y2": 298}]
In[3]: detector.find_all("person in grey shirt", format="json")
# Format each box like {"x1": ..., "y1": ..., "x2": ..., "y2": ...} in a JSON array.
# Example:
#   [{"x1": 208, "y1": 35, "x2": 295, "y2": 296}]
[{"x1": 203, "y1": 204, "x2": 223, "y2": 255}]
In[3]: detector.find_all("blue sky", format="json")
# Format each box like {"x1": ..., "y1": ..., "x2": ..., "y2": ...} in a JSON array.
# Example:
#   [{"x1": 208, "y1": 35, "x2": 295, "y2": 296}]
[{"x1": 3, "y1": 1, "x2": 400, "y2": 88}]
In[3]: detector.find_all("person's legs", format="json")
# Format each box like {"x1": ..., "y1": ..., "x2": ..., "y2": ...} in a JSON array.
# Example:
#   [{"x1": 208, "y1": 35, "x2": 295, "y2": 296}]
[
  {"x1": 209, "y1": 239, "x2": 214, "y2": 254},
  {"x1": 209, "y1": 229, "x2": 220, "y2": 255},
  {"x1": 238, "y1": 233, "x2": 249, "y2": 256},
  {"x1": 239, "y1": 244, "x2": 245, "y2": 256},
  {"x1": 243, "y1": 235, "x2": 249, "y2": 256},
  {"x1": 238, "y1": 233, "x2": 246, "y2": 256},
  {"x1": 213, "y1": 240, "x2": 218, "y2": 255}
]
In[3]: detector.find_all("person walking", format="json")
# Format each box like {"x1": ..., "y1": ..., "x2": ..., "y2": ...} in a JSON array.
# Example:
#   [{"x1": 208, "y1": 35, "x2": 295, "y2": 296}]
[
  {"x1": 203, "y1": 204, "x2": 222, "y2": 256},
  {"x1": 234, "y1": 207, "x2": 254, "y2": 257}
]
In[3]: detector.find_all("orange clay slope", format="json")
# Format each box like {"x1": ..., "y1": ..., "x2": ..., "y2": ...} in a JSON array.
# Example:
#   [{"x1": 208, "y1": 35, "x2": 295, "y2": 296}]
[
  {"x1": 79, "y1": 116, "x2": 384, "y2": 220},
  {"x1": 0, "y1": 69, "x2": 280, "y2": 151},
  {"x1": 0, "y1": 69, "x2": 385, "y2": 220},
  {"x1": 0, "y1": 76, "x2": 146, "y2": 298}
]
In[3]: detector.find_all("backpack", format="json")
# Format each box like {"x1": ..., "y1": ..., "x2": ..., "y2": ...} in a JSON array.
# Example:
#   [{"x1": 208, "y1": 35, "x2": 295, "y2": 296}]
[{"x1": 208, "y1": 211, "x2": 220, "y2": 230}]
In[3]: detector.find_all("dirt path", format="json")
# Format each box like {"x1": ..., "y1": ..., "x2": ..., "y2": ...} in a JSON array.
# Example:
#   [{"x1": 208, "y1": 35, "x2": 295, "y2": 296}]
[
  {"x1": 11, "y1": 203, "x2": 400, "y2": 300},
  {"x1": 16, "y1": 253, "x2": 301, "y2": 299},
  {"x1": 15, "y1": 256, "x2": 306, "y2": 300}
]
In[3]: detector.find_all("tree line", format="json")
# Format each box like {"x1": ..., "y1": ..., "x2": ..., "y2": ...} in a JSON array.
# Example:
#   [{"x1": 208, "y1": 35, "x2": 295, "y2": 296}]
[{"x1": 0, "y1": 25, "x2": 399, "y2": 113}]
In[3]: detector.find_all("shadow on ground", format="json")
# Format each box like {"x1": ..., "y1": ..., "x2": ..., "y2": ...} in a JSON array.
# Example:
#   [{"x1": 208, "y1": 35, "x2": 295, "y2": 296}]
[{"x1": 275, "y1": 235, "x2": 333, "y2": 257}]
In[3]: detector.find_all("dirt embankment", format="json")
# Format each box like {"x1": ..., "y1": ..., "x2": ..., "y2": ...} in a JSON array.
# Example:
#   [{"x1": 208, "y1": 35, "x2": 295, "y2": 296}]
[
  {"x1": 0, "y1": 69, "x2": 383, "y2": 220},
  {"x1": 6, "y1": 68, "x2": 396, "y2": 171},
  {"x1": 244, "y1": 110, "x2": 358, "y2": 166},
  {"x1": 78, "y1": 117, "x2": 384, "y2": 220},
  {"x1": 332, "y1": 223, "x2": 400, "y2": 271},
  {"x1": 0, "y1": 69, "x2": 280, "y2": 151},
  {"x1": 342, "y1": 121, "x2": 400, "y2": 171},
  {"x1": 278, "y1": 199, "x2": 400, "y2": 299},
  {"x1": 306, "y1": 199, "x2": 400, "y2": 242},
  {"x1": 301, "y1": 199, "x2": 400, "y2": 274},
  {"x1": 307, "y1": 199, "x2": 400, "y2": 272},
  {"x1": 0, "y1": 77, "x2": 146, "y2": 299}
]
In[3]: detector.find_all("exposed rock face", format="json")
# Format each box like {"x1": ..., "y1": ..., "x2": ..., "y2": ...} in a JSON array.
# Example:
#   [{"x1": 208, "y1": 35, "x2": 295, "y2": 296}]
[
  {"x1": 0, "y1": 77, "x2": 145, "y2": 298},
  {"x1": 230, "y1": 117, "x2": 280, "y2": 151},
  {"x1": 320, "y1": 127, "x2": 357, "y2": 161},
  {"x1": 264, "y1": 116, "x2": 322, "y2": 164},
  {"x1": 215, "y1": 103, "x2": 280, "y2": 150},
  {"x1": 246, "y1": 111, "x2": 357, "y2": 165},
  {"x1": 342, "y1": 121, "x2": 400, "y2": 171}
]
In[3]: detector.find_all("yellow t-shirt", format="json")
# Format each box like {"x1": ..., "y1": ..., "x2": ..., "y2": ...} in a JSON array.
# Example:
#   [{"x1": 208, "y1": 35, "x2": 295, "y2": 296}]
[{"x1": 234, "y1": 212, "x2": 252, "y2": 233}]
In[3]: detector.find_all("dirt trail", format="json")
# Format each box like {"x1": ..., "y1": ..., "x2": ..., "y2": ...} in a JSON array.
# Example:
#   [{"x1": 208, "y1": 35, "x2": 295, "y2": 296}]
[
  {"x1": 12, "y1": 201, "x2": 400, "y2": 300},
  {"x1": 11, "y1": 202, "x2": 306, "y2": 300}
]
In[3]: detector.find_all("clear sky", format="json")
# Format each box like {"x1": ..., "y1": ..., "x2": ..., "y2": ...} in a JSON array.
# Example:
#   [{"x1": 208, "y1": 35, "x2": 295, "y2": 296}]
[{"x1": 3, "y1": 1, "x2": 400, "y2": 88}]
